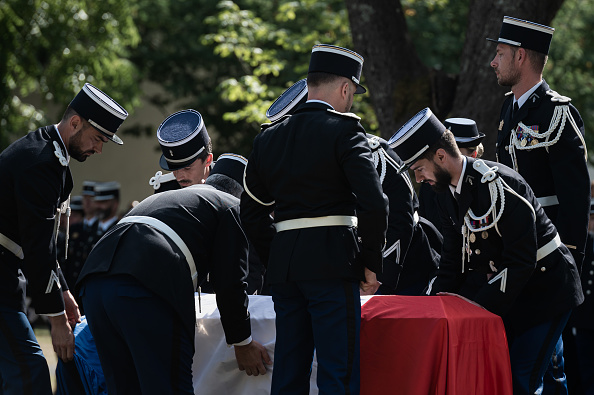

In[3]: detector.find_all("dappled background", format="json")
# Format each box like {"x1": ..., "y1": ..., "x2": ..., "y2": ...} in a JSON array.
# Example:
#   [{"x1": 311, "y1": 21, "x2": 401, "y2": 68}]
[{"x1": 2, "y1": 0, "x2": 593, "y2": 205}]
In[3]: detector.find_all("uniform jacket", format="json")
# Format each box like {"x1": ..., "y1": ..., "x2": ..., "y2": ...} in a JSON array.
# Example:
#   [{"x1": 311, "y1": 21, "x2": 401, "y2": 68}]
[
  {"x1": 496, "y1": 80, "x2": 590, "y2": 267},
  {"x1": 240, "y1": 101, "x2": 388, "y2": 285},
  {"x1": 0, "y1": 125, "x2": 72, "y2": 314},
  {"x1": 76, "y1": 185, "x2": 250, "y2": 343},
  {"x1": 367, "y1": 137, "x2": 440, "y2": 294},
  {"x1": 571, "y1": 231, "x2": 594, "y2": 329},
  {"x1": 430, "y1": 158, "x2": 583, "y2": 329}
]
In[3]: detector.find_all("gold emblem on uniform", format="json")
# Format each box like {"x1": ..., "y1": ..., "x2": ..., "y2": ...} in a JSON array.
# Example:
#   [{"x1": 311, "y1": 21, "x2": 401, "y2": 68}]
[
  {"x1": 481, "y1": 231, "x2": 488, "y2": 240},
  {"x1": 520, "y1": 138, "x2": 527, "y2": 147},
  {"x1": 475, "y1": 249, "x2": 481, "y2": 255},
  {"x1": 469, "y1": 233, "x2": 476, "y2": 243},
  {"x1": 530, "y1": 138, "x2": 539, "y2": 146},
  {"x1": 498, "y1": 120, "x2": 504, "y2": 131}
]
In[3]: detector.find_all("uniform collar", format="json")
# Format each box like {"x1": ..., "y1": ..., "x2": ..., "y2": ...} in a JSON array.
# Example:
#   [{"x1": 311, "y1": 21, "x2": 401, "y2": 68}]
[
  {"x1": 305, "y1": 99, "x2": 334, "y2": 110},
  {"x1": 513, "y1": 79, "x2": 543, "y2": 109},
  {"x1": 450, "y1": 156, "x2": 467, "y2": 197},
  {"x1": 52, "y1": 124, "x2": 70, "y2": 161}
]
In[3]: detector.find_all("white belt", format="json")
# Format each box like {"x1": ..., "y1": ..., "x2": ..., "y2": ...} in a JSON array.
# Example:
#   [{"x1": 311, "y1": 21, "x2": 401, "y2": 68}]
[
  {"x1": 118, "y1": 216, "x2": 198, "y2": 289},
  {"x1": 537, "y1": 234, "x2": 562, "y2": 261},
  {"x1": 0, "y1": 233, "x2": 24, "y2": 260},
  {"x1": 275, "y1": 215, "x2": 358, "y2": 232},
  {"x1": 537, "y1": 195, "x2": 559, "y2": 207}
]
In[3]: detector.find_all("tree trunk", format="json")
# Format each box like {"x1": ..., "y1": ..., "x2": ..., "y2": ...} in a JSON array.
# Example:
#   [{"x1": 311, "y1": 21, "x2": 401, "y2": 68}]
[
  {"x1": 344, "y1": 0, "x2": 432, "y2": 140},
  {"x1": 345, "y1": 0, "x2": 565, "y2": 159}
]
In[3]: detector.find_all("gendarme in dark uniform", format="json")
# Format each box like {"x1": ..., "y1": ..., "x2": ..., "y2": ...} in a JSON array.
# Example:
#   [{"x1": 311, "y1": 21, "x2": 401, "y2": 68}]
[
  {"x1": 489, "y1": 16, "x2": 590, "y2": 270},
  {"x1": 0, "y1": 83, "x2": 127, "y2": 394},
  {"x1": 241, "y1": 45, "x2": 388, "y2": 394},
  {"x1": 389, "y1": 107, "x2": 583, "y2": 395},
  {"x1": 75, "y1": 154, "x2": 269, "y2": 393},
  {"x1": 264, "y1": 78, "x2": 440, "y2": 296}
]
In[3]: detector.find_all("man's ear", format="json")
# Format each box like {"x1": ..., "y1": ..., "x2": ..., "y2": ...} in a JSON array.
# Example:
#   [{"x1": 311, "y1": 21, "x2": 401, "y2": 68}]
[
  {"x1": 516, "y1": 47, "x2": 526, "y2": 65},
  {"x1": 69, "y1": 114, "x2": 83, "y2": 131},
  {"x1": 434, "y1": 148, "x2": 447, "y2": 164},
  {"x1": 205, "y1": 153, "x2": 214, "y2": 167}
]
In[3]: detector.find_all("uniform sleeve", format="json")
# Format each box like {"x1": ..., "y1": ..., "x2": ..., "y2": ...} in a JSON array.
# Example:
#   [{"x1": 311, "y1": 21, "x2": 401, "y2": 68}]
[
  {"x1": 240, "y1": 138, "x2": 276, "y2": 267},
  {"x1": 548, "y1": 104, "x2": 590, "y2": 268},
  {"x1": 210, "y1": 205, "x2": 251, "y2": 345},
  {"x1": 471, "y1": 184, "x2": 537, "y2": 316},
  {"x1": 429, "y1": 195, "x2": 465, "y2": 294},
  {"x1": 377, "y1": 152, "x2": 414, "y2": 292},
  {"x1": 337, "y1": 125, "x2": 389, "y2": 273},
  {"x1": 15, "y1": 162, "x2": 65, "y2": 315}
]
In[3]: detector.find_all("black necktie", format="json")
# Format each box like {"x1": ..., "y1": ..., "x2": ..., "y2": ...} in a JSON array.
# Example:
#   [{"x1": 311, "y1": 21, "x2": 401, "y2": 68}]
[{"x1": 512, "y1": 101, "x2": 519, "y2": 118}]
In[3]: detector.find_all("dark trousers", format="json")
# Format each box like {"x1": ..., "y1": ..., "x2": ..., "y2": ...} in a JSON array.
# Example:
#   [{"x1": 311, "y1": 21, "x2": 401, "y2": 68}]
[
  {"x1": 575, "y1": 327, "x2": 594, "y2": 394},
  {"x1": 80, "y1": 275, "x2": 194, "y2": 395},
  {"x1": 270, "y1": 279, "x2": 360, "y2": 395},
  {"x1": 508, "y1": 311, "x2": 571, "y2": 395},
  {"x1": 0, "y1": 307, "x2": 51, "y2": 395}
]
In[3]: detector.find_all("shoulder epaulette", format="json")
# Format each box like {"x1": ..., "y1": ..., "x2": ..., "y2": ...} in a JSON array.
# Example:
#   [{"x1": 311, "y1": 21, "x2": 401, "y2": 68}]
[
  {"x1": 546, "y1": 89, "x2": 571, "y2": 103},
  {"x1": 261, "y1": 115, "x2": 290, "y2": 131},
  {"x1": 504, "y1": 91, "x2": 514, "y2": 97},
  {"x1": 366, "y1": 135, "x2": 381, "y2": 150},
  {"x1": 326, "y1": 109, "x2": 361, "y2": 121}
]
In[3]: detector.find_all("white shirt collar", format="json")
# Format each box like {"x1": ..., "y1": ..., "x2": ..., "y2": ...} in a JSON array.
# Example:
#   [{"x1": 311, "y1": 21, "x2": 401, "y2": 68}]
[
  {"x1": 53, "y1": 124, "x2": 70, "y2": 160},
  {"x1": 449, "y1": 156, "x2": 467, "y2": 197},
  {"x1": 514, "y1": 80, "x2": 543, "y2": 109},
  {"x1": 306, "y1": 99, "x2": 334, "y2": 110}
]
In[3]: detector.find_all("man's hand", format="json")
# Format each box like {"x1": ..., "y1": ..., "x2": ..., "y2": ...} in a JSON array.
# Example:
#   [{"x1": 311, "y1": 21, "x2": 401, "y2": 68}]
[
  {"x1": 233, "y1": 340, "x2": 272, "y2": 376},
  {"x1": 360, "y1": 267, "x2": 381, "y2": 295},
  {"x1": 63, "y1": 290, "x2": 81, "y2": 329},
  {"x1": 48, "y1": 314, "x2": 75, "y2": 362}
]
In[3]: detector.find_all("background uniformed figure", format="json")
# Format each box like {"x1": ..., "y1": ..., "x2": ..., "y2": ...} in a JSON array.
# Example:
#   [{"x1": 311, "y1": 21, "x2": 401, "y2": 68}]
[
  {"x1": 390, "y1": 107, "x2": 583, "y2": 395},
  {"x1": 488, "y1": 17, "x2": 590, "y2": 393},
  {"x1": 92, "y1": 181, "x2": 121, "y2": 238},
  {"x1": 241, "y1": 44, "x2": 388, "y2": 394},
  {"x1": 265, "y1": 78, "x2": 441, "y2": 296},
  {"x1": 75, "y1": 155, "x2": 271, "y2": 394},
  {"x1": 150, "y1": 110, "x2": 267, "y2": 294},
  {"x1": 148, "y1": 108, "x2": 213, "y2": 193},
  {"x1": 488, "y1": 16, "x2": 589, "y2": 269},
  {"x1": 0, "y1": 83, "x2": 127, "y2": 394}
]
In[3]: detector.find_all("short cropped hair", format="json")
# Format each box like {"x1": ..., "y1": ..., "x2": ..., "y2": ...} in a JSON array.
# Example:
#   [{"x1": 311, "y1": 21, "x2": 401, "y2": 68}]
[
  {"x1": 205, "y1": 174, "x2": 243, "y2": 199},
  {"x1": 196, "y1": 139, "x2": 213, "y2": 162},
  {"x1": 307, "y1": 72, "x2": 345, "y2": 89},
  {"x1": 418, "y1": 130, "x2": 462, "y2": 162},
  {"x1": 524, "y1": 48, "x2": 548, "y2": 74}
]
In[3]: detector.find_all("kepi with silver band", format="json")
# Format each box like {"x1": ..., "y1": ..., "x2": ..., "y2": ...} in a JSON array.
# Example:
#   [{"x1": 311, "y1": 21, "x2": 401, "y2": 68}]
[
  {"x1": 68, "y1": 82, "x2": 128, "y2": 145},
  {"x1": 157, "y1": 109, "x2": 210, "y2": 171}
]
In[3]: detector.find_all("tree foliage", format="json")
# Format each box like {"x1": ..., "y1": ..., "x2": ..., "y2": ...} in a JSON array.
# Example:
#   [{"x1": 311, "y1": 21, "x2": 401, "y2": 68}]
[
  {"x1": 3, "y1": 0, "x2": 592, "y2": 159},
  {"x1": 0, "y1": 0, "x2": 140, "y2": 149}
]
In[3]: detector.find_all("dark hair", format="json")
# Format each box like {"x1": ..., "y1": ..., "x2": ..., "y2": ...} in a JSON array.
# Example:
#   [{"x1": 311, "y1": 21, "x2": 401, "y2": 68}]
[
  {"x1": 196, "y1": 139, "x2": 213, "y2": 162},
  {"x1": 418, "y1": 130, "x2": 461, "y2": 162},
  {"x1": 205, "y1": 174, "x2": 243, "y2": 199},
  {"x1": 524, "y1": 48, "x2": 548, "y2": 74},
  {"x1": 307, "y1": 72, "x2": 344, "y2": 89},
  {"x1": 61, "y1": 106, "x2": 79, "y2": 122}
]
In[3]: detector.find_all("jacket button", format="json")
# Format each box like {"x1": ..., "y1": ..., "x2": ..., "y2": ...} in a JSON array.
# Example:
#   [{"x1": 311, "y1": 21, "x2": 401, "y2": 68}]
[{"x1": 541, "y1": 266, "x2": 546, "y2": 272}]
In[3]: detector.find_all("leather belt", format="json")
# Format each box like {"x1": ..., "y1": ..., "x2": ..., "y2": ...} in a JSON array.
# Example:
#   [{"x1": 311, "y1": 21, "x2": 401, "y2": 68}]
[
  {"x1": 275, "y1": 215, "x2": 357, "y2": 232},
  {"x1": 0, "y1": 233, "x2": 24, "y2": 259},
  {"x1": 537, "y1": 234, "x2": 562, "y2": 261},
  {"x1": 118, "y1": 216, "x2": 198, "y2": 289},
  {"x1": 536, "y1": 195, "x2": 559, "y2": 207}
]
